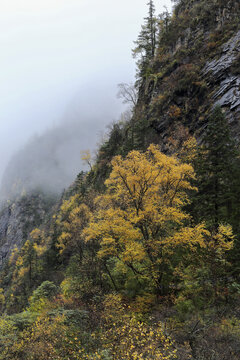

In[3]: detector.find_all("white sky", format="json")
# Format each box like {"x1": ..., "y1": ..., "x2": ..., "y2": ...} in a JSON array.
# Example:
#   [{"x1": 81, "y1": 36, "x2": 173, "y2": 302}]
[{"x1": 0, "y1": 0, "x2": 172, "y2": 179}]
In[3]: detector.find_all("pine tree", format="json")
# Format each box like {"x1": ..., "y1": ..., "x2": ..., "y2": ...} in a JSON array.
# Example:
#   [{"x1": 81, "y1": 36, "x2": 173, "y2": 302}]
[
  {"x1": 192, "y1": 106, "x2": 239, "y2": 229},
  {"x1": 132, "y1": 1, "x2": 158, "y2": 80}
]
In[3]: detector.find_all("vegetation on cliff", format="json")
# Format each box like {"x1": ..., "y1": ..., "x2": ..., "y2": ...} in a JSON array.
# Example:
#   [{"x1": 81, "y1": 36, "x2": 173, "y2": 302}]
[{"x1": 0, "y1": 1, "x2": 239, "y2": 359}]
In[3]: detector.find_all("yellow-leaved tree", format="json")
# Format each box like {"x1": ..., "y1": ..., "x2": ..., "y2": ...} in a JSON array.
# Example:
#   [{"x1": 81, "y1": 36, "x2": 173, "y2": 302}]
[
  {"x1": 84, "y1": 144, "x2": 233, "y2": 295},
  {"x1": 56, "y1": 195, "x2": 91, "y2": 258}
]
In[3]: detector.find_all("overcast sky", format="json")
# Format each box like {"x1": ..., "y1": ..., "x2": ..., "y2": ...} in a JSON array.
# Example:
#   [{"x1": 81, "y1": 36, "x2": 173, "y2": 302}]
[{"x1": 0, "y1": 0, "x2": 172, "y2": 182}]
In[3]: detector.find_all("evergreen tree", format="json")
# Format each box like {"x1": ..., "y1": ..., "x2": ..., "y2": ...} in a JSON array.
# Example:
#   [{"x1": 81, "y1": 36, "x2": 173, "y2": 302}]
[
  {"x1": 132, "y1": 1, "x2": 158, "y2": 80},
  {"x1": 192, "y1": 106, "x2": 239, "y2": 229}
]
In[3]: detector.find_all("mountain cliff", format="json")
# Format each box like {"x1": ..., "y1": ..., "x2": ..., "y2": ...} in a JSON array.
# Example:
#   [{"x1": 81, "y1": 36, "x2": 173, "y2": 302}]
[
  {"x1": 0, "y1": 1, "x2": 239, "y2": 359},
  {"x1": 93, "y1": 0, "x2": 240, "y2": 172},
  {"x1": 145, "y1": 0, "x2": 240, "y2": 143},
  {"x1": 1, "y1": 0, "x2": 239, "y2": 258},
  {"x1": 0, "y1": 193, "x2": 57, "y2": 264},
  {"x1": 0, "y1": 0, "x2": 238, "y2": 278}
]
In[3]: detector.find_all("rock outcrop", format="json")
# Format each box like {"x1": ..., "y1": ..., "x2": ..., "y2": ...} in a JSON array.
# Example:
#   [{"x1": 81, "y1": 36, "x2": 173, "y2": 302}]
[
  {"x1": 0, "y1": 193, "x2": 55, "y2": 265},
  {"x1": 142, "y1": 0, "x2": 240, "y2": 145},
  {"x1": 0, "y1": 0, "x2": 239, "y2": 263},
  {"x1": 203, "y1": 30, "x2": 240, "y2": 132}
]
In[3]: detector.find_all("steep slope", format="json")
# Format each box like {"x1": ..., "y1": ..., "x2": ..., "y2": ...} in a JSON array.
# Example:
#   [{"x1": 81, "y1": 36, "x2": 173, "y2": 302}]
[
  {"x1": 92, "y1": 0, "x2": 240, "y2": 182},
  {"x1": 154, "y1": 2, "x2": 239, "y2": 135},
  {"x1": 1, "y1": 0, "x2": 239, "y2": 260},
  {"x1": 140, "y1": 0, "x2": 240, "y2": 145},
  {"x1": 0, "y1": 2, "x2": 239, "y2": 359},
  {"x1": 0, "y1": 193, "x2": 57, "y2": 264}
]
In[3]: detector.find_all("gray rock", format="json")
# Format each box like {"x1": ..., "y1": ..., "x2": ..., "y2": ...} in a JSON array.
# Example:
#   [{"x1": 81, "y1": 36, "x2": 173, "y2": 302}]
[
  {"x1": 0, "y1": 193, "x2": 54, "y2": 265},
  {"x1": 203, "y1": 30, "x2": 240, "y2": 117},
  {"x1": 204, "y1": 30, "x2": 240, "y2": 81},
  {"x1": 214, "y1": 77, "x2": 240, "y2": 110}
]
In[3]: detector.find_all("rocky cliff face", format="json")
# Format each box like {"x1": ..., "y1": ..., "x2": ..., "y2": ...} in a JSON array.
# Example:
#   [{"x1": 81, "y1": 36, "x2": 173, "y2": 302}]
[
  {"x1": 137, "y1": 0, "x2": 240, "y2": 148},
  {"x1": 203, "y1": 30, "x2": 240, "y2": 133},
  {"x1": 0, "y1": 0, "x2": 239, "y2": 263},
  {"x1": 0, "y1": 193, "x2": 56, "y2": 264}
]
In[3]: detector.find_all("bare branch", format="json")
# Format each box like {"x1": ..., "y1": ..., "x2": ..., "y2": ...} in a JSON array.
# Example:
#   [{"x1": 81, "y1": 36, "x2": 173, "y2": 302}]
[{"x1": 117, "y1": 82, "x2": 138, "y2": 107}]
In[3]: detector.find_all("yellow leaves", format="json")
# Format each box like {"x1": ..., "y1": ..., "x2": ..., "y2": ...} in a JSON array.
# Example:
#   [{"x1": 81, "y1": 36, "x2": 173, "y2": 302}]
[
  {"x1": 29, "y1": 228, "x2": 48, "y2": 257},
  {"x1": 57, "y1": 198, "x2": 91, "y2": 255},
  {"x1": 33, "y1": 243, "x2": 47, "y2": 257},
  {"x1": 30, "y1": 228, "x2": 42, "y2": 240},
  {"x1": 0, "y1": 288, "x2": 5, "y2": 307},
  {"x1": 82, "y1": 143, "x2": 235, "y2": 299},
  {"x1": 132, "y1": 293, "x2": 156, "y2": 313},
  {"x1": 81, "y1": 149, "x2": 92, "y2": 170},
  {"x1": 57, "y1": 231, "x2": 71, "y2": 253},
  {"x1": 218, "y1": 224, "x2": 234, "y2": 239},
  {"x1": 8, "y1": 314, "x2": 72, "y2": 359},
  {"x1": 95, "y1": 294, "x2": 177, "y2": 360},
  {"x1": 9, "y1": 246, "x2": 19, "y2": 265},
  {"x1": 122, "y1": 241, "x2": 146, "y2": 263},
  {"x1": 165, "y1": 223, "x2": 209, "y2": 249},
  {"x1": 60, "y1": 194, "x2": 79, "y2": 212},
  {"x1": 164, "y1": 222, "x2": 234, "y2": 255},
  {"x1": 0, "y1": 316, "x2": 17, "y2": 339},
  {"x1": 84, "y1": 144, "x2": 200, "y2": 290},
  {"x1": 85, "y1": 207, "x2": 141, "y2": 248},
  {"x1": 56, "y1": 194, "x2": 82, "y2": 227},
  {"x1": 168, "y1": 104, "x2": 181, "y2": 119},
  {"x1": 179, "y1": 136, "x2": 198, "y2": 163},
  {"x1": 16, "y1": 255, "x2": 24, "y2": 268},
  {"x1": 207, "y1": 224, "x2": 234, "y2": 253},
  {"x1": 18, "y1": 266, "x2": 29, "y2": 279},
  {"x1": 106, "y1": 144, "x2": 196, "y2": 215}
]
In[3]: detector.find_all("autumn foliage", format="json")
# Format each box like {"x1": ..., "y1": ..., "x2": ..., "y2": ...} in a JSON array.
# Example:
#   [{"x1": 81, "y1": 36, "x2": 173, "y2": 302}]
[{"x1": 84, "y1": 145, "x2": 233, "y2": 296}]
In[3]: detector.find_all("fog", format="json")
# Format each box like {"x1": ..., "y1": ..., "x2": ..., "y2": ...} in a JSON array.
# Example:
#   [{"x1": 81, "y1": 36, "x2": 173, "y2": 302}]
[
  {"x1": 0, "y1": 0, "x2": 172, "y2": 199},
  {"x1": 0, "y1": 87, "x2": 124, "y2": 200}
]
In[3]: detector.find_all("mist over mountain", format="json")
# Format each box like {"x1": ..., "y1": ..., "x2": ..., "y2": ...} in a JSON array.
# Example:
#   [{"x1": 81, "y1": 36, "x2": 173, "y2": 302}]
[
  {"x1": 0, "y1": 2, "x2": 239, "y2": 359},
  {"x1": 0, "y1": 111, "x2": 120, "y2": 201},
  {"x1": 0, "y1": 0, "x2": 173, "y2": 199},
  {"x1": 0, "y1": 74, "x2": 128, "y2": 201},
  {"x1": 0, "y1": 122, "x2": 85, "y2": 200}
]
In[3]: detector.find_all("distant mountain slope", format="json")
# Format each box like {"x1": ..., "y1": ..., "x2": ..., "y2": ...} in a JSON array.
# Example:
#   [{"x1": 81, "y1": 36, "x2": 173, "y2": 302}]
[{"x1": 0, "y1": 120, "x2": 96, "y2": 201}]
